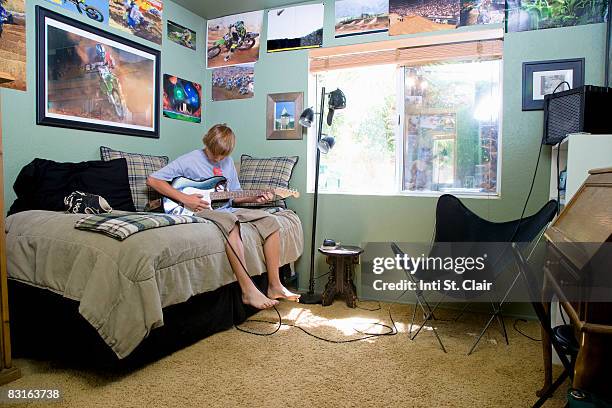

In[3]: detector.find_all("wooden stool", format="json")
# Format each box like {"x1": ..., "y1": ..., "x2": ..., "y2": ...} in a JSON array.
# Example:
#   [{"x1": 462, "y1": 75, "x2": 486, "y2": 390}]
[{"x1": 318, "y1": 245, "x2": 363, "y2": 308}]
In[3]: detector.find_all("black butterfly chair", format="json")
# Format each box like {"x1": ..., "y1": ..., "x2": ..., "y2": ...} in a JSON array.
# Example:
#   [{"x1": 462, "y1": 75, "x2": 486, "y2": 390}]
[
  {"x1": 392, "y1": 194, "x2": 558, "y2": 354},
  {"x1": 511, "y1": 243, "x2": 578, "y2": 408}
]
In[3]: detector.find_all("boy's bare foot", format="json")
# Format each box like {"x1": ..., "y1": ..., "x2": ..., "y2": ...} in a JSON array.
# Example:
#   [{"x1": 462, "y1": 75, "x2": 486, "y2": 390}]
[
  {"x1": 242, "y1": 288, "x2": 279, "y2": 309},
  {"x1": 268, "y1": 284, "x2": 301, "y2": 302}
]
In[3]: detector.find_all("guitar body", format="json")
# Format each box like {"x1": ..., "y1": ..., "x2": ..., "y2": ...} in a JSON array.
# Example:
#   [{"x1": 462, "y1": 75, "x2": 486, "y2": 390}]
[
  {"x1": 162, "y1": 176, "x2": 299, "y2": 215},
  {"x1": 163, "y1": 176, "x2": 228, "y2": 215}
]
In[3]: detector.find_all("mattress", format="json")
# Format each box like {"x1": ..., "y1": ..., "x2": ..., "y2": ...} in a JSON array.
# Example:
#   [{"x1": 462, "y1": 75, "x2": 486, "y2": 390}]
[{"x1": 5, "y1": 209, "x2": 303, "y2": 359}]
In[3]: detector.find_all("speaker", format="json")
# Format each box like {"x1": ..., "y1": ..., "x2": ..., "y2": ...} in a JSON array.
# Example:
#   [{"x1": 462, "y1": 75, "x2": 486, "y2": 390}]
[{"x1": 543, "y1": 85, "x2": 612, "y2": 145}]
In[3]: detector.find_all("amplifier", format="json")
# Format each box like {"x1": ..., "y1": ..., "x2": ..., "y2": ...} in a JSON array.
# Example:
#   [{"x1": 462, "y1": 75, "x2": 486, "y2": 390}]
[{"x1": 543, "y1": 85, "x2": 612, "y2": 145}]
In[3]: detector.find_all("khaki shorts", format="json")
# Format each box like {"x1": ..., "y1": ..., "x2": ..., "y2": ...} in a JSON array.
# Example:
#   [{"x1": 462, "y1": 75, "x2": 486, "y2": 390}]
[{"x1": 195, "y1": 208, "x2": 281, "y2": 240}]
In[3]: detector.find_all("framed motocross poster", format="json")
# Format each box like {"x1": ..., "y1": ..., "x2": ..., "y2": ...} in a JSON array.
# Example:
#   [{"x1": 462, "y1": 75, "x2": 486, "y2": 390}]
[{"x1": 36, "y1": 6, "x2": 161, "y2": 138}]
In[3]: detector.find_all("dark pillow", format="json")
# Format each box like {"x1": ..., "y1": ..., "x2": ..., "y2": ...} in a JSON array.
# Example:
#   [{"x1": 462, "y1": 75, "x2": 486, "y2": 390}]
[
  {"x1": 237, "y1": 155, "x2": 299, "y2": 208},
  {"x1": 8, "y1": 158, "x2": 136, "y2": 216}
]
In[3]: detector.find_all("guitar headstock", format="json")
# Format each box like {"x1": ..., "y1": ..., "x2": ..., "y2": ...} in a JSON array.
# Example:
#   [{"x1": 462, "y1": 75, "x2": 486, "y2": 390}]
[{"x1": 272, "y1": 187, "x2": 300, "y2": 199}]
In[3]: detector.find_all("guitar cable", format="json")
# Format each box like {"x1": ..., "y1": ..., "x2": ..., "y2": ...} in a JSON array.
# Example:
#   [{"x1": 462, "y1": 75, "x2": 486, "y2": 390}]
[{"x1": 205, "y1": 217, "x2": 398, "y2": 342}]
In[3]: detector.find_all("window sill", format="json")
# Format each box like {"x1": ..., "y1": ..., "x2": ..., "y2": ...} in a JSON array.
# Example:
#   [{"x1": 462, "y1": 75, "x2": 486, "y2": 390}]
[{"x1": 307, "y1": 190, "x2": 501, "y2": 199}]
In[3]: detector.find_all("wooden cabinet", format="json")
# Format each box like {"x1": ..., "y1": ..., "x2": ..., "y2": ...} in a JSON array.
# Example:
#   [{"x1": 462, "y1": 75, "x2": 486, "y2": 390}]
[{"x1": 0, "y1": 73, "x2": 21, "y2": 385}]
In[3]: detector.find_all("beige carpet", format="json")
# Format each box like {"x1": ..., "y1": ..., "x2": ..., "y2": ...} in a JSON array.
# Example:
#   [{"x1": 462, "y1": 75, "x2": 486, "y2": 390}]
[{"x1": 1, "y1": 302, "x2": 567, "y2": 407}]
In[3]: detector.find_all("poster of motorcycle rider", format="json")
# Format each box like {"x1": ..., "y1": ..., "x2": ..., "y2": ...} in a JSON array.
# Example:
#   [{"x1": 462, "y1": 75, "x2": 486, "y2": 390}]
[
  {"x1": 109, "y1": 0, "x2": 163, "y2": 45},
  {"x1": 0, "y1": 0, "x2": 26, "y2": 91},
  {"x1": 45, "y1": 0, "x2": 110, "y2": 26},
  {"x1": 38, "y1": 7, "x2": 160, "y2": 138},
  {"x1": 206, "y1": 10, "x2": 263, "y2": 69}
]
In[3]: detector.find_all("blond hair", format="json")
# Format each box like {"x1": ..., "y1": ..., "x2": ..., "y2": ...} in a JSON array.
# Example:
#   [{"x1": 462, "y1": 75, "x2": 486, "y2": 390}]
[{"x1": 203, "y1": 124, "x2": 236, "y2": 157}]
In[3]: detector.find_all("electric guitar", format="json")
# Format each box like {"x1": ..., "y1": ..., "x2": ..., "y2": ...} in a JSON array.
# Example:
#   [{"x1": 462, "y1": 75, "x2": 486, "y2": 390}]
[{"x1": 163, "y1": 176, "x2": 300, "y2": 215}]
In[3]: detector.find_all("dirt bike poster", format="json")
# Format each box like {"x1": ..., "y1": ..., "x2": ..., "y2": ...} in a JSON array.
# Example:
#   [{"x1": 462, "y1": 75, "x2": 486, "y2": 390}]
[
  {"x1": 0, "y1": 0, "x2": 26, "y2": 91},
  {"x1": 335, "y1": 0, "x2": 389, "y2": 38},
  {"x1": 163, "y1": 74, "x2": 201, "y2": 123},
  {"x1": 167, "y1": 20, "x2": 196, "y2": 50},
  {"x1": 458, "y1": 0, "x2": 504, "y2": 27},
  {"x1": 211, "y1": 64, "x2": 254, "y2": 101},
  {"x1": 109, "y1": 0, "x2": 163, "y2": 45},
  {"x1": 267, "y1": 4, "x2": 324, "y2": 53},
  {"x1": 206, "y1": 10, "x2": 262, "y2": 69},
  {"x1": 389, "y1": 0, "x2": 460, "y2": 35},
  {"x1": 44, "y1": 0, "x2": 110, "y2": 26},
  {"x1": 36, "y1": 7, "x2": 161, "y2": 138}
]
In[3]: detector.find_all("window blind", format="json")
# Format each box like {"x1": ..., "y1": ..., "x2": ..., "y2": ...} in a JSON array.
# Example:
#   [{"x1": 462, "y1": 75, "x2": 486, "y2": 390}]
[{"x1": 309, "y1": 30, "x2": 503, "y2": 73}]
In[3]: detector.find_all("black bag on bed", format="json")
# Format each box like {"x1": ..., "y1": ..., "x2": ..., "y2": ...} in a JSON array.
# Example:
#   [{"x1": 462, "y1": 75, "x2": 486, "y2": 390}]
[{"x1": 8, "y1": 158, "x2": 136, "y2": 216}]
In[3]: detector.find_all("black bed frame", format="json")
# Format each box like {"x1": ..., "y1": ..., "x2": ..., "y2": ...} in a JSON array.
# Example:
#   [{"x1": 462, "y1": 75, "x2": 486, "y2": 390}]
[{"x1": 8, "y1": 265, "x2": 291, "y2": 369}]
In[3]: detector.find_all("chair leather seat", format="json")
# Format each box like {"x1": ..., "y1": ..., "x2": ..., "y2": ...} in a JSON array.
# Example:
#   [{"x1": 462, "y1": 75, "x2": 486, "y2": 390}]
[{"x1": 553, "y1": 324, "x2": 579, "y2": 355}]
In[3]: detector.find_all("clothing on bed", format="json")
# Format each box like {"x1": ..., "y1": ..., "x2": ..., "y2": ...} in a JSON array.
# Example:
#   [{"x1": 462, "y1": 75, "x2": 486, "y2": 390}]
[
  {"x1": 6, "y1": 209, "x2": 303, "y2": 359},
  {"x1": 9, "y1": 158, "x2": 136, "y2": 215},
  {"x1": 75, "y1": 212, "x2": 208, "y2": 241},
  {"x1": 195, "y1": 208, "x2": 281, "y2": 241}
]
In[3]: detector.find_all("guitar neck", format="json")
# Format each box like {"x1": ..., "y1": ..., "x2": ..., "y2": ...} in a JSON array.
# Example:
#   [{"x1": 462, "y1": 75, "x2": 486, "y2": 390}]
[{"x1": 209, "y1": 189, "x2": 271, "y2": 201}]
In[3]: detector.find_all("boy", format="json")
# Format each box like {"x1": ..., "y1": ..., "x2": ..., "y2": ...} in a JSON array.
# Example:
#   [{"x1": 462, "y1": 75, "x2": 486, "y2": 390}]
[{"x1": 147, "y1": 124, "x2": 300, "y2": 309}]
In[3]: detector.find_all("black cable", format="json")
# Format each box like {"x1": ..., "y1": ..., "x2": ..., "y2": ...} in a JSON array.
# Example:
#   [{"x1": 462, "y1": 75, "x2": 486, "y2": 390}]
[
  {"x1": 238, "y1": 307, "x2": 398, "y2": 344},
  {"x1": 208, "y1": 216, "x2": 398, "y2": 342},
  {"x1": 511, "y1": 80, "x2": 569, "y2": 241},
  {"x1": 556, "y1": 140, "x2": 562, "y2": 215},
  {"x1": 513, "y1": 318, "x2": 541, "y2": 342}
]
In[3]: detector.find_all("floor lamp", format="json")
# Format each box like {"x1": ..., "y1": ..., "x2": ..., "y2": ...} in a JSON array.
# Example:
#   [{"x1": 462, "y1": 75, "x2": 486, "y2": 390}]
[{"x1": 298, "y1": 87, "x2": 345, "y2": 304}]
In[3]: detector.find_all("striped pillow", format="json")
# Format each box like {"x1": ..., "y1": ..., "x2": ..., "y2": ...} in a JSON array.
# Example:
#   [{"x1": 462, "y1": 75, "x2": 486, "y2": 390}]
[
  {"x1": 100, "y1": 146, "x2": 169, "y2": 212},
  {"x1": 238, "y1": 155, "x2": 298, "y2": 208}
]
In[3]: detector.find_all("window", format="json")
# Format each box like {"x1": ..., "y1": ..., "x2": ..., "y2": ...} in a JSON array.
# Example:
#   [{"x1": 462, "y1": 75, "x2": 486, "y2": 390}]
[
  {"x1": 402, "y1": 59, "x2": 501, "y2": 194},
  {"x1": 310, "y1": 39, "x2": 502, "y2": 197},
  {"x1": 316, "y1": 65, "x2": 397, "y2": 194}
]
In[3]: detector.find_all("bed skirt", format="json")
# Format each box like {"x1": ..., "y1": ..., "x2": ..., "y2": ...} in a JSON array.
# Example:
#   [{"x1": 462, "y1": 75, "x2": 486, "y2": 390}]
[{"x1": 8, "y1": 268, "x2": 287, "y2": 369}]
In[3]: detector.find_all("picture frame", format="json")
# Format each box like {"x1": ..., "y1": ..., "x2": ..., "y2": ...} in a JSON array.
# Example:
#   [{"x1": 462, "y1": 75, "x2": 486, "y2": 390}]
[
  {"x1": 522, "y1": 58, "x2": 585, "y2": 111},
  {"x1": 36, "y1": 6, "x2": 161, "y2": 138},
  {"x1": 266, "y1": 92, "x2": 303, "y2": 140}
]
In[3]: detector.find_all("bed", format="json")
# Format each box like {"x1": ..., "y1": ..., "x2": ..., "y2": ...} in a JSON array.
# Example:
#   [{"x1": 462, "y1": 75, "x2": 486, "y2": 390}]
[{"x1": 6, "y1": 208, "x2": 303, "y2": 366}]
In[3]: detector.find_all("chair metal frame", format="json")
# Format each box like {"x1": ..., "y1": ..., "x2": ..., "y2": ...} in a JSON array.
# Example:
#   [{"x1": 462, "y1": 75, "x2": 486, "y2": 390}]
[{"x1": 391, "y1": 194, "x2": 557, "y2": 355}]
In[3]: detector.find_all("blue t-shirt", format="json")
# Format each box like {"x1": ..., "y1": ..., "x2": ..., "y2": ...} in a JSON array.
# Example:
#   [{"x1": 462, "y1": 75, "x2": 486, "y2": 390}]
[{"x1": 150, "y1": 149, "x2": 241, "y2": 211}]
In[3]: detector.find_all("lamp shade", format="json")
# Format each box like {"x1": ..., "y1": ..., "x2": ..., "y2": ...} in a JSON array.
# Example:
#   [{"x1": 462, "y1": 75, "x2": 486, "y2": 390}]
[
  {"x1": 299, "y1": 107, "x2": 315, "y2": 128},
  {"x1": 317, "y1": 135, "x2": 336, "y2": 154}
]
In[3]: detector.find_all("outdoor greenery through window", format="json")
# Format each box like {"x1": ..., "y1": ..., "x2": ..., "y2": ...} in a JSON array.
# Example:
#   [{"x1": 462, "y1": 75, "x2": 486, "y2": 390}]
[{"x1": 314, "y1": 55, "x2": 502, "y2": 196}]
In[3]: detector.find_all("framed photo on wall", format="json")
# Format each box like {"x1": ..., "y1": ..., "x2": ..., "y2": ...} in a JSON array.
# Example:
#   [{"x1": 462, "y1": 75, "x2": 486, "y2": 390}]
[
  {"x1": 522, "y1": 58, "x2": 585, "y2": 111},
  {"x1": 36, "y1": 6, "x2": 161, "y2": 138},
  {"x1": 266, "y1": 92, "x2": 303, "y2": 140}
]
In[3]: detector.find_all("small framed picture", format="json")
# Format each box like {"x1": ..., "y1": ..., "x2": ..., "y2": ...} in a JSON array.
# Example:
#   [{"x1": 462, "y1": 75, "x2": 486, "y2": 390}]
[
  {"x1": 522, "y1": 58, "x2": 585, "y2": 111},
  {"x1": 266, "y1": 92, "x2": 304, "y2": 140}
]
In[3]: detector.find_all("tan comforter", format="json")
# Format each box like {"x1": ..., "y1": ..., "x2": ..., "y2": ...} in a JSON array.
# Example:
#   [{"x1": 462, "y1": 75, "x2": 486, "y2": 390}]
[{"x1": 6, "y1": 209, "x2": 303, "y2": 359}]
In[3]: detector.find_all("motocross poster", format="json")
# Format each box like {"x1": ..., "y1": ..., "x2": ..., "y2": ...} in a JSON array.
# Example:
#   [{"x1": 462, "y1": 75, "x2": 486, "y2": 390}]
[
  {"x1": 267, "y1": 4, "x2": 324, "y2": 53},
  {"x1": 0, "y1": 0, "x2": 26, "y2": 91},
  {"x1": 109, "y1": 0, "x2": 163, "y2": 45},
  {"x1": 44, "y1": 0, "x2": 110, "y2": 26},
  {"x1": 163, "y1": 75, "x2": 201, "y2": 123},
  {"x1": 38, "y1": 8, "x2": 160, "y2": 138},
  {"x1": 167, "y1": 20, "x2": 196, "y2": 50},
  {"x1": 211, "y1": 64, "x2": 254, "y2": 101},
  {"x1": 206, "y1": 11, "x2": 263, "y2": 69}
]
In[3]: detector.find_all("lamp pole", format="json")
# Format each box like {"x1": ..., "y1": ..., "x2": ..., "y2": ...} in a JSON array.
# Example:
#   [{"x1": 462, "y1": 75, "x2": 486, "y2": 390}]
[{"x1": 301, "y1": 86, "x2": 326, "y2": 304}]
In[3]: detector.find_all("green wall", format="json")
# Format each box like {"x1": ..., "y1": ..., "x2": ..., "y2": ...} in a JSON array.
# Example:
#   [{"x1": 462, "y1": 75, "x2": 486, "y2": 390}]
[
  {"x1": 1, "y1": 0, "x2": 207, "y2": 206},
  {"x1": 1, "y1": 0, "x2": 607, "y2": 300},
  {"x1": 203, "y1": 2, "x2": 606, "y2": 293}
]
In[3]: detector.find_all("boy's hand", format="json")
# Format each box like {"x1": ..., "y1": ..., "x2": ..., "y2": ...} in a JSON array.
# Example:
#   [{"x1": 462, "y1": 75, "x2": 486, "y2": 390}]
[
  {"x1": 183, "y1": 194, "x2": 210, "y2": 212},
  {"x1": 254, "y1": 191, "x2": 274, "y2": 204}
]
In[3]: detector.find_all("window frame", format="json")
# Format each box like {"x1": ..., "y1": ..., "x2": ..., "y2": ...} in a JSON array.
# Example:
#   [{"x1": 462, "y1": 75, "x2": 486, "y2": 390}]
[{"x1": 307, "y1": 41, "x2": 504, "y2": 200}]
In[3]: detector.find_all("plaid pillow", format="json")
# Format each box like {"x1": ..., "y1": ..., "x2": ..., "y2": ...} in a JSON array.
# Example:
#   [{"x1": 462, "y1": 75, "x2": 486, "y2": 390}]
[
  {"x1": 100, "y1": 146, "x2": 169, "y2": 211},
  {"x1": 238, "y1": 155, "x2": 298, "y2": 208}
]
